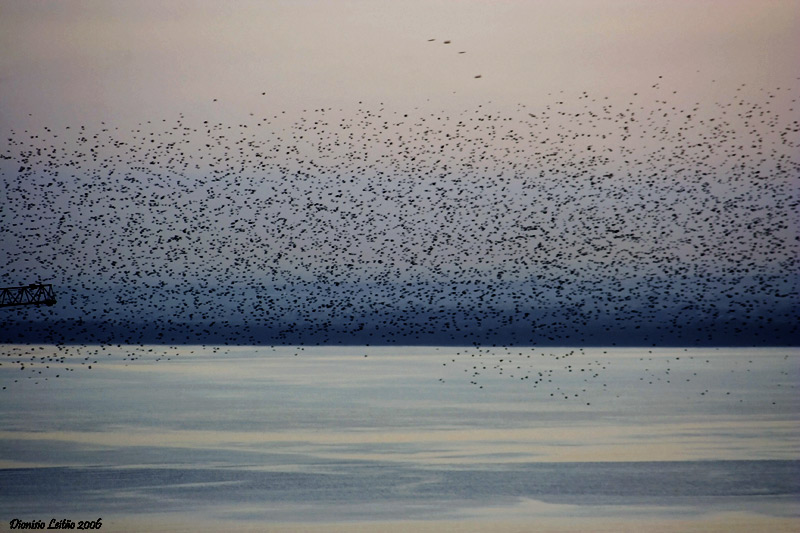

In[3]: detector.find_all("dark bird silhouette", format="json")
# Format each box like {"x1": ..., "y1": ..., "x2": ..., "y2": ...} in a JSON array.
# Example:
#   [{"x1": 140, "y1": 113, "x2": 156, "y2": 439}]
[{"x1": 0, "y1": 76, "x2": 796, "y2": 400}]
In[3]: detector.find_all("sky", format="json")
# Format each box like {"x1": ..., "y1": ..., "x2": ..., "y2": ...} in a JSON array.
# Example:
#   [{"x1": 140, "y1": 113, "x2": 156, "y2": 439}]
[
  {"x1": 2, "y1": 0, "x2": 798, "y2": 124},
  {"x1": 1, "y1": 0, "x2": 798, "y2": 346}
]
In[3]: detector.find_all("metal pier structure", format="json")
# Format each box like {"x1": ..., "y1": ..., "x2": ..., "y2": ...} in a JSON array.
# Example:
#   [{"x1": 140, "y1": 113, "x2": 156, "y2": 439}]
[{"x1": 0, "y1": 284, "x2": 57, "y2": 308}]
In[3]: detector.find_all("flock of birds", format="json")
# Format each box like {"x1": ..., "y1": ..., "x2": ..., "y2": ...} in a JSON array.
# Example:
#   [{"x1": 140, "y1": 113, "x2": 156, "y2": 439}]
[
  {"x1": 427, "y1": 38, "x2": 481, "y2": 78},
  {"x1": 436, "y1": 344, "x2": 795, "y2": 406},
  {"x1": 0, "y1": 77, "x2": 798, "y2": 395}
]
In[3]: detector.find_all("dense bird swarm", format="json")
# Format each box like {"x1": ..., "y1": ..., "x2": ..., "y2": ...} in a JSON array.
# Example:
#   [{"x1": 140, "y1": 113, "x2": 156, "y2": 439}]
[{"x1": 1, "y1": 79, "x2": 798, "y2": 389}]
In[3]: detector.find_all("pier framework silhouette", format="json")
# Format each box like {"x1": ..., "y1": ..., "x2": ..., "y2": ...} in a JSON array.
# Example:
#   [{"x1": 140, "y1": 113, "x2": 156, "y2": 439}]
[{"x1": 0, "y1": 284, "x2": 56, "y2": 308}]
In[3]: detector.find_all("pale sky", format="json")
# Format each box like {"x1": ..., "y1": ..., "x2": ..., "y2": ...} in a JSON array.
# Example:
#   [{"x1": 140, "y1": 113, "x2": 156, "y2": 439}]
[
  {"x1": 1, "y1": 0, "x2": 798, "y2": 128},
  {"x1": 1, "y1": 1, "x2": 798, "y2": 346}
]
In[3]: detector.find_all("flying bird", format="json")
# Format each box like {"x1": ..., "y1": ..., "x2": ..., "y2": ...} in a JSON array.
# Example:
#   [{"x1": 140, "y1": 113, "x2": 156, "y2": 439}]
[{"x1": 0, "y1": 76, "x2": 796, "y2": 401}]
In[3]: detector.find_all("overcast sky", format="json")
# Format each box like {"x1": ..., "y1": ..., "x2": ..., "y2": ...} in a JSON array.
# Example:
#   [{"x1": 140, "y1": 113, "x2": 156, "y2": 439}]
[
  {"x1": 1, "y1": 0, "x2": 798, "y2": 127},
  {"x1": 1, "y1": 1, "x2": 798, "y2": 346}
]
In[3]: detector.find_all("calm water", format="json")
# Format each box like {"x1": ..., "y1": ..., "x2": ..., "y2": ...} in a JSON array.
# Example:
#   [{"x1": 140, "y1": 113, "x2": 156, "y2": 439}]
[{"x1": 1, "y1": 345, "x2": 798, "y2": 531}]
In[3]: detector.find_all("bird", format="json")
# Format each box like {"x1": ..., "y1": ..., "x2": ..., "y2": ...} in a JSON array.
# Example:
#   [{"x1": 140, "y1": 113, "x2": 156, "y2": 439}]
[{"x1": 0, "y1": 76, "x2": 795, "y2": 407}]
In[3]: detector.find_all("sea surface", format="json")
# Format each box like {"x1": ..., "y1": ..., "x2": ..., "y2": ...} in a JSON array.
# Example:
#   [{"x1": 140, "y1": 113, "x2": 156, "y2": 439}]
[{"x1": 0, "y1": 345, "x2": 798, "y2": 532}]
